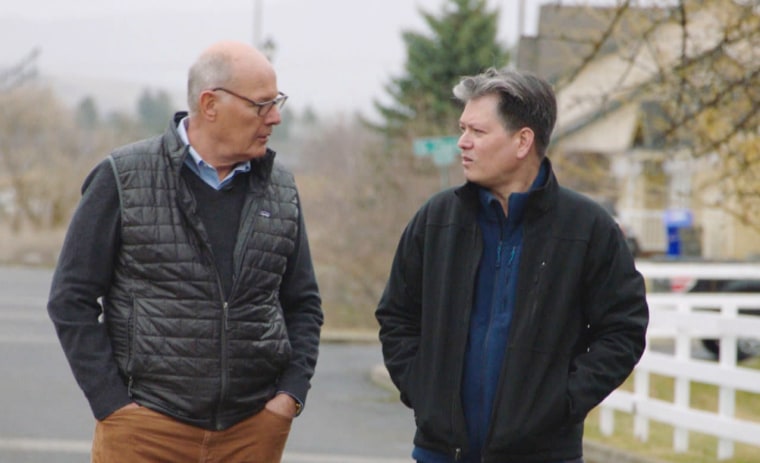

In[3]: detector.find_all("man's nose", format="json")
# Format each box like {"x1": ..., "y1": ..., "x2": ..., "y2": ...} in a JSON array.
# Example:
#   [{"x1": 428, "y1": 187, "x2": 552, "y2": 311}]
[
  {"x1": 458, "y1": 133, "x2": 471, "y2": 150},
  {"x1": 266, "y1": 106, "x2": 282, "y2": 124}
]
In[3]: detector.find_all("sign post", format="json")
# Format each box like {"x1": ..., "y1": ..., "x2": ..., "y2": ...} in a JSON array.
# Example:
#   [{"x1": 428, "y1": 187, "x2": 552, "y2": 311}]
[{"x1": 413, "y1": 136, "x2": 459, "y2": 189}]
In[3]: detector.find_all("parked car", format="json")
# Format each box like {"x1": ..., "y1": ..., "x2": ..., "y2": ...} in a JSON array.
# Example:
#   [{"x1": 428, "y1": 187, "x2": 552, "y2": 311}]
[{"x1": 664, "y1": 276, "x2": 760, "y2": 361}]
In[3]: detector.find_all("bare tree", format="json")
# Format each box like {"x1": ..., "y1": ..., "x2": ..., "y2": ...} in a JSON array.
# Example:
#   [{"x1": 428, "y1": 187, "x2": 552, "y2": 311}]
[
  {"x1": 294, "y1": 115, "x2": 442, "y2": 328},
  {"x1": 0, "y1": 86, "x2": 81, "y2": 228},
  {"x1": 0, "y1": 48, "x2": 39, "y2": 92},
  {"x1": 0, "y1": 84, "x2": 141, "y2": 232},
  {"x1": 526, "y1": 1, "x2": 759, "y2": 235}
]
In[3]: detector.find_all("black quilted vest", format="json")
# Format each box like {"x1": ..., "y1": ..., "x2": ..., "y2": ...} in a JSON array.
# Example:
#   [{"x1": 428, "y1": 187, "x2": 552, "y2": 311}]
[{"x1": 103, "y1": 122, "x2": 299, "y2": 430}]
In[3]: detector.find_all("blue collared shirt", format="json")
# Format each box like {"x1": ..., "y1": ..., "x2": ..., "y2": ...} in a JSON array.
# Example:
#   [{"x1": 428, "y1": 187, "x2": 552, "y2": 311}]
[{"x1": 177, "y1": 117, "x2": 251, "y2": 190}]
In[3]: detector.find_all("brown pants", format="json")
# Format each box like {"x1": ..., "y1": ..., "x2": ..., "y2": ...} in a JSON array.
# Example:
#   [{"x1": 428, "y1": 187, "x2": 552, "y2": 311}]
[{"x1": 92, "y1": 406, "x2": 292, "y2": 463}]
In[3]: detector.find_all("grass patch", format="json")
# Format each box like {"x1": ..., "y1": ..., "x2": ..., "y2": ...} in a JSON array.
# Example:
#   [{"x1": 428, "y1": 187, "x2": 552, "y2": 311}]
[{"x1": 585, "y1": 357, "x2": 760, "y2": 462}]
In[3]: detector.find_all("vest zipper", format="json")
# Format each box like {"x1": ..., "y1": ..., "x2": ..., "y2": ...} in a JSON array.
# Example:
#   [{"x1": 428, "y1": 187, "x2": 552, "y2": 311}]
[{"x1": 216, "y1": 300, "x2": 229, "y2": 430}]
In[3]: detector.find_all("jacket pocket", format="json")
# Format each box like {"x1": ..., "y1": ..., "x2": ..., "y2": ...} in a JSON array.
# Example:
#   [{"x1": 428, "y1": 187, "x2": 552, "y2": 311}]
[
  {"x1": 125, "y1": 298, "x2": 138, "y2": 376},
  {"x1": 400, "y1": 349, "x2": 422, "y2": 409},
  {"x1": 491, "y1": 348, "x2": 573, "y2": 445},
  {"x1": 227, "y1": 301, "x2": 292, "y2": 377}
]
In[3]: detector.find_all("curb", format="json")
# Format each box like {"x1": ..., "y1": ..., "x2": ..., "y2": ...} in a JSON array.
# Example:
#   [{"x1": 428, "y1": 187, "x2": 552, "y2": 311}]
[
  {"x1": 583, "y1": 441, "x2": 669, "y2": 463},
  {"x1": 368, "y1": 363, "x2": 666, "y2": 463},
  {"x1": 321, "y1": 329, "x2": 379, "y2": 344}
]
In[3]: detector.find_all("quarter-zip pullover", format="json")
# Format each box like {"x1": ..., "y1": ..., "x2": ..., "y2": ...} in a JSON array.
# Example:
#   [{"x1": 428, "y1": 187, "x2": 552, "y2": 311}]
[{"x1": 413, "y1": 164, "x2": 547, "y2": 463}]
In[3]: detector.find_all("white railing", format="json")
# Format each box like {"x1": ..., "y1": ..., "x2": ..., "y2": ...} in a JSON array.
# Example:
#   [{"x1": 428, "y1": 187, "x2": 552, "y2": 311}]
[{"x1": 598, "y1": 261, "x2": 760, "y2": 460}]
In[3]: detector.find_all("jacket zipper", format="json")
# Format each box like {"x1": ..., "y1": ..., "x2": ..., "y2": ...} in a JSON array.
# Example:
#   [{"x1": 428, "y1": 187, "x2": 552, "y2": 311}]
[
  {"x1": 479, "y1": 213, "x2": 508, "y2": 454},
  {"x1": 479, "y1": 239, "x2": 502, "y2": 441},
  {"x1": 527, "y1": 259, "x2": 548, "y2": 326},
  {"x1": 215, "y1": 286, "x2": 229, "y2": 430},
  {"x1": 482, "y1": 245, "x2": 518, "y2": 453},
  {"x1": 201, "y1": 228, "x2": 229, "y2": 430},
  {"x1": 452, "y1": 223, "x2": 481, "y2": 459}
]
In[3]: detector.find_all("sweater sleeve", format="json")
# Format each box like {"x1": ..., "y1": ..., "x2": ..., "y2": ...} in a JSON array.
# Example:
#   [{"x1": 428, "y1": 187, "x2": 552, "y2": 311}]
[
  {"x1": 47, "y1": 159, "x2": 131, "y2": 420},
  {"x1": 275, "y1": 195, "x2": 324, "y2": 409}
]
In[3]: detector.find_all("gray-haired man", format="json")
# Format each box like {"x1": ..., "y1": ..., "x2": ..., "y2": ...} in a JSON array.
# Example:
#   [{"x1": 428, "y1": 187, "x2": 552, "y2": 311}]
[{"x1": 376, "y1": 68, "x2": 648, "y2": 462}]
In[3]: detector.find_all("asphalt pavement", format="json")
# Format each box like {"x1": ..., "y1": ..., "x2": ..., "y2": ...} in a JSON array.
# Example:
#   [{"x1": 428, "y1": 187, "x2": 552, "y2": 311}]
[
  {"x1": 1, "y1": 265, "x2": 665, "y2": 463},
  {"x1": 0, "y1": 266, "x2": 415, "y2": 463}
]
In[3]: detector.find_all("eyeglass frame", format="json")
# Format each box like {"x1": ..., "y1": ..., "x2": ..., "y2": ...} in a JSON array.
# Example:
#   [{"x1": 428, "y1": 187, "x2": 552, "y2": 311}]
[{"x1": 211, "y1": 87, "x2": 288, "y2": 116}]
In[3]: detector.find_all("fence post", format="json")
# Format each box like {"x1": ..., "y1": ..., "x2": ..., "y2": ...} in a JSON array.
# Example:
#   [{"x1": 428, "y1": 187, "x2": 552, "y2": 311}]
[
  {"x1": 717, "y1": 301, "x2": 738, "y2": 460},
  {"x1": 673, "y1": 301, "x2": 690, "y2": 453},
  {"x1": 633, "y1": 367, "x2": 649, "y2": 441},
  {"x1": 599, "y1": 407, "x2": 615, "y2": 436}
]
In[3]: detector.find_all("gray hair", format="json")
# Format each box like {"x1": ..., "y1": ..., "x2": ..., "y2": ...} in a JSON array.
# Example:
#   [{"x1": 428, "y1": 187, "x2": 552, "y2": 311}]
[
  {"x1": 186, "y1": 52, "x2": 234, "y2": 113},
  {"x1": 453, "y1": 67, "x2": 557, "y2": 157}
]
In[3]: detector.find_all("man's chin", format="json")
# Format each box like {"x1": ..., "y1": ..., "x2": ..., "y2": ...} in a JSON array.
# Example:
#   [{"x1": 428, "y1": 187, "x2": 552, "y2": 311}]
[
  {"x1": 246, "y1": 147, "x2": 269, "y2": 159},
  {"x1": 463, "y1": 171, "x2": 480, "y2": 184}
]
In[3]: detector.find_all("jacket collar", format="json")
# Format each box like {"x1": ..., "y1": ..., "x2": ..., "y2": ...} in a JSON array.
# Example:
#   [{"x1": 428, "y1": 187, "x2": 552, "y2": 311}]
[
  {"x1": 456, "y1": 157, "x2": 557, "y2": 220},
  {"x1": 525, "y1": 157, "x2": 557, "y2": 220},
  {"x1": 164, "y1": 112, "x2": 277, "y2": 187}
]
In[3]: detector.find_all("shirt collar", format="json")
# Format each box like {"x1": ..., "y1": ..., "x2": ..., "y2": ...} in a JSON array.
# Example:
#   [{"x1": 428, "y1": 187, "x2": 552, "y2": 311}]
[
  {"x1": 478, "y1": 160, "x2": 548, "y2": 223},
  {"x1": 177, "y1": 116, "x2": 251, "y2": 190}
]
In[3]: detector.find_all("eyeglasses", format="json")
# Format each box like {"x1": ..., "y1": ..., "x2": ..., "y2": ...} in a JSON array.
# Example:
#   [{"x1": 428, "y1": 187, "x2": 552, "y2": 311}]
[{"x1": 211, "y1": 87, "x2": 288, "y2": 116}]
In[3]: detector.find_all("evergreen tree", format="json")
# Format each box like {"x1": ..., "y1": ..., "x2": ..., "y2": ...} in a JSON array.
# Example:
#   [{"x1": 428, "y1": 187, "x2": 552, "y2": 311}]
[
  {"x1": 271, "y1": 106, "x2": 295, "y2": 145},
  {"x1": 372, "y1": 0, "x2": 509, "y2": 139},
  {"x1": 75, "y1": 96, "x2": 100, "y2": 130},
  {"x1": 137, "y1": 88, "x2": 173, "y2": 135}
]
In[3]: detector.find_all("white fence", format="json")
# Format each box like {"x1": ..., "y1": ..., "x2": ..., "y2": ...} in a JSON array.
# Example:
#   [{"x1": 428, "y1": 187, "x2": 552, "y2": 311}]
[{"x1": 598, "y1": 261, "x2": 760, "y2": 460}]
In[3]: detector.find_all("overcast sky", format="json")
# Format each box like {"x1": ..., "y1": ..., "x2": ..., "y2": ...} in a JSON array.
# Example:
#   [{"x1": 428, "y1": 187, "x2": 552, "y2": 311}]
[{"x1": 0, "y1": 0, "x2": 616, "y2": 117}]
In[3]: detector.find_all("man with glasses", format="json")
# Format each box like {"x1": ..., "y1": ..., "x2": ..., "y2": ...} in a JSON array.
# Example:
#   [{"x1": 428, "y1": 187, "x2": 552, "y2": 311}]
[{"x1": 48, "y1": 40, "x2": 323, "y2": 462}]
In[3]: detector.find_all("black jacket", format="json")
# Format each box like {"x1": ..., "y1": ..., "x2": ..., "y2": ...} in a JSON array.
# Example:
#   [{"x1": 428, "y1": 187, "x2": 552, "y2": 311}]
[
  {"x1": 376, "y1": 161, "x2": 648, "y2": 462},
  {"x1": 48, "y1": 115, "x2": 323, "y2": 430}
]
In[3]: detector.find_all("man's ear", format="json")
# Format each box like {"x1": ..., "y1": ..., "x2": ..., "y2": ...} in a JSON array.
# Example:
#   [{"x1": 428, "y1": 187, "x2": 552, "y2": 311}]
[
  {"x1": 197, "y1": 90, "x2": 219, "y2": 121},
  {"x1": 515, "y1": 127, "x2": 535, "y2": 159}
]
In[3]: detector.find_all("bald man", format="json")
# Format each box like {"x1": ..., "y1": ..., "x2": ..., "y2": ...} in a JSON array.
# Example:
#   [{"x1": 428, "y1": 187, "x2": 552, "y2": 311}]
[{"x1": 48, "y1": 40, "x2": 323, "y2": 462}]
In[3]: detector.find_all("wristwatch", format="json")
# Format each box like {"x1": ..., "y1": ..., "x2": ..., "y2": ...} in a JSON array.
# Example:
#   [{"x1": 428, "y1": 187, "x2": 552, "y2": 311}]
[{"x1": 293, "y1": 400, "x2": 303, "y2": 417}]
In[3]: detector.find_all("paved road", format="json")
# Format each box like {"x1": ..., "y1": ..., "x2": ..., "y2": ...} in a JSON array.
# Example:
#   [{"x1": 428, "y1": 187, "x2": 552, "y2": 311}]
[
  {"x1": 1, "y1": 266, "x2": 717, "y2": 463},
  {"x1": 0, "y1": 266, "x2": 415, "y2": 463}
]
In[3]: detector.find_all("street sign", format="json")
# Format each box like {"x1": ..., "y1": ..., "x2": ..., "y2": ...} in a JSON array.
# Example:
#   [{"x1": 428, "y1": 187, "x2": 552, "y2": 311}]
[{"x1": 413, "y1": 136, "x2": 459, "y2": 167}]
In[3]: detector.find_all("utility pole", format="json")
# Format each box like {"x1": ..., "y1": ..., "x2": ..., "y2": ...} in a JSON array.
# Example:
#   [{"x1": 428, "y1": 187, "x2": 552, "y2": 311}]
[
  {"x1": 253, "y1": 0, "x2": 275, "y2": 61},
  {"x1": 253, "y1": 0, "x2": 263, "y2": 49},
  {"x1": 517, "y1": 0, "x2": 525, "y2": 39}
]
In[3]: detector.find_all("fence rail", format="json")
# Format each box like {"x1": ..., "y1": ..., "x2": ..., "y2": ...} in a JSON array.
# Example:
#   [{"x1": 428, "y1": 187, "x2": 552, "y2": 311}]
[{"x1": 598, "y1": 261, "x2": 760, "y2": 460}]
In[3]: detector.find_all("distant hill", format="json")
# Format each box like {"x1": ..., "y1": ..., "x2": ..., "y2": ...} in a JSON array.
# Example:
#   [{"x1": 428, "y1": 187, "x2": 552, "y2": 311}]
[
  {"x1": 0, "y1": 14, "x2": 189, "y2": 116},
  {"x1": 40, "y1": 72, "x2": 187, "y2": 116}
]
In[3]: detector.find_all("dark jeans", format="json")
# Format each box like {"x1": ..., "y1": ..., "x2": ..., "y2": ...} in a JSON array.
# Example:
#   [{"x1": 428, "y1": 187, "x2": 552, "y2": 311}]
[{"x1": 416, "y1": 459, "x2": 584, "y2": 463}]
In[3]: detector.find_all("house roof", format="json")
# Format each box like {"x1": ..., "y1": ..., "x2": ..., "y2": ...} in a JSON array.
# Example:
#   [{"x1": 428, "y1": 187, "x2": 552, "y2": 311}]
[
  {"x1": 521, "y1": 3, "x2": 734, "y2": 150},
  {"x1": 516, "y1": 4, "x2": 665, "y2": 83}
]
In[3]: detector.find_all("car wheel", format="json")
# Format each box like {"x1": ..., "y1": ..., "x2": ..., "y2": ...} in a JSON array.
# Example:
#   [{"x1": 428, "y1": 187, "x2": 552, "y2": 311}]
[
  {"x1": 701, "y1": 338, "x2": 758, "y2": 362},
  {"x1": 699, "y1": 280, "x2": 760, "y2": 362},
  {"x1": 738, "y1": 338, "x2": 760, "y2": 360},
  {"x1": 701, "y1": 339, "x2": 720, "y2": 358}
]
